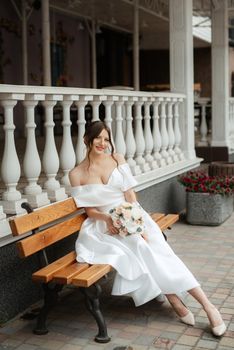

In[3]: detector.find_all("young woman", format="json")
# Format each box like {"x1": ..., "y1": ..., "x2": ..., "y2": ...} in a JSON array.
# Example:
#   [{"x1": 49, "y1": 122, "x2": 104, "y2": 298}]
[{"x1": 69, "y1": 121, "x2": 226, "y2": 337}]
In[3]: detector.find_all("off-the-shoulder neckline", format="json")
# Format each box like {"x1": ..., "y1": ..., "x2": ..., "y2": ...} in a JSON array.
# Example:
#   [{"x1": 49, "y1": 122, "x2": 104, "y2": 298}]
[{"x1": 71, "y1": 162, "x2": 129, "y2": 189}]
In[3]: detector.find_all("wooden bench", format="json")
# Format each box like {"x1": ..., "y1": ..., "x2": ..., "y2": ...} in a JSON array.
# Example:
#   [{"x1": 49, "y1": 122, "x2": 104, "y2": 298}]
[{"x1": 10, "y1": 198, "x2": 179, "y2": 343}]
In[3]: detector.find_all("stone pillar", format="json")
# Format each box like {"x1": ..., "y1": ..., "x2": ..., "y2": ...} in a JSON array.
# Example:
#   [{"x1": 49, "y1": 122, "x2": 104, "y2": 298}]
[
  {"x1": 42, "y1": 0, "x2": 51, "y2": 86},
  {"x1": 211, "y1": 0, "x2": 229, "y2": 148},
  {"x1": 169, "y1": 0, "x2": 195, "y2": 160}
]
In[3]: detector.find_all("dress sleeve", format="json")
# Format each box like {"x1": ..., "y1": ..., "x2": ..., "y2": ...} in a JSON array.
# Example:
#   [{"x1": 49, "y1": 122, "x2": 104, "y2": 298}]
[{"x1": 120, "y1": 163, "x2": 138, "y2": 191}]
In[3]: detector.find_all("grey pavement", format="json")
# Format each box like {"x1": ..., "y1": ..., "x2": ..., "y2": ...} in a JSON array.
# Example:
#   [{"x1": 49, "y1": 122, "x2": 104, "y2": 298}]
[{"x1": 0, "y1": 214, "x2": 234, "y2": 350}]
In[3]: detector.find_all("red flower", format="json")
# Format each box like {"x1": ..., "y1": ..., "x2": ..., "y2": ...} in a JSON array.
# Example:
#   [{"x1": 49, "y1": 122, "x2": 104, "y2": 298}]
[{"x1": 178, "y1": 171, "x2": 234, "y2": 195}]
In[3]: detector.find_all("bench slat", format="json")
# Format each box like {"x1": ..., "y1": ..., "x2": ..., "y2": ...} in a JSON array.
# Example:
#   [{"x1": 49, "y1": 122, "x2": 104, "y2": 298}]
[
  {"x1": 17, "y1": 214, "x2": 86, "y2": 258},
  {"x1": 53, "y1": 262, "x2": 90, "y2": 284},
  {"x1": 156, "y1": 214, "x2": 179, "y2": 231},
  {"x1": 10, "y1": 198, "x2": 81, "y2": 236},
  {"x1": 150, "y1": 213, "x2": 165, "y2": 222},
  {"x1": 32, "y1": 251, "x2": 77, "y2": 283},
  {"x1": 72, "y1": 264, "x2": 112, "y2": 287}
]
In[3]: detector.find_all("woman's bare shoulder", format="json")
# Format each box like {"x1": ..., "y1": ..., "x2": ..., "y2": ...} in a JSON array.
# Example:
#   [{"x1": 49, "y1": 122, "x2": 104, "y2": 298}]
[
  {"x1": 69, "y1": 164, "x2": 86, "y2": 186},
  {"x1": 113, "y1": 153, "x2": 126, "y2": 165}
]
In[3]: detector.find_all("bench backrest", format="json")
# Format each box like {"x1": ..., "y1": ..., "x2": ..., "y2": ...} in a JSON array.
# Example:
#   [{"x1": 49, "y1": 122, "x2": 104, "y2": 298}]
[{"x1": 10, "y1": 198, "x2": 86, "y2": 258}]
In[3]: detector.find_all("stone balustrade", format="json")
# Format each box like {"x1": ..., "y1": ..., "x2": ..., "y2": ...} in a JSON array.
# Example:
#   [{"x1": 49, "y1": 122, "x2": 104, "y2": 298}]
[{"x1": 0, "y1": 84, "x2": 201, "y2": 241}]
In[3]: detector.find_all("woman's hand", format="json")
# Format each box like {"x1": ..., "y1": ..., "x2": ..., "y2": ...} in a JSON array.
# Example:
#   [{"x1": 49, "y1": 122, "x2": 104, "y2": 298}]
[{"x1": 105, "y1": 214, "x2": 119, "y2": 235}]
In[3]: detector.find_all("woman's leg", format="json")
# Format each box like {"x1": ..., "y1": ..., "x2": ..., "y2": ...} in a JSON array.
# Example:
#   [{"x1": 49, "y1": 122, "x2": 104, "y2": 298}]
[
  {"x1": 166, "y1": 294, "x2": 190, "y2": 317},
  {"x1": 188, "y1": 286, "x2": 224, "y2": 328},
  {"x1": 166, "y1": 293, "x2": 195, "y2": 326}
]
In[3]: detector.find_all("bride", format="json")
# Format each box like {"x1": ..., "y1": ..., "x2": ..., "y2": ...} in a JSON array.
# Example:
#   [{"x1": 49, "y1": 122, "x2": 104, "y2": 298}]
[{"x1": 69, "y1": 120, "x2": 226, "y2": 337}]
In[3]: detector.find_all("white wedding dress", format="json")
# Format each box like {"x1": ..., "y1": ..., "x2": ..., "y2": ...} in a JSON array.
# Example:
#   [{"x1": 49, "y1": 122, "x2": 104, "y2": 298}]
[{"x1": 71, "y1": 163, "x2": 200, "y2": 306}]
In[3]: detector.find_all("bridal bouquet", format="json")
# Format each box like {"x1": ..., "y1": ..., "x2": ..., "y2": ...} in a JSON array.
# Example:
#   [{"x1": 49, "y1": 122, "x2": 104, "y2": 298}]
[{"x1": 109, "y1": 202, "x2": 147, "y2": 238}]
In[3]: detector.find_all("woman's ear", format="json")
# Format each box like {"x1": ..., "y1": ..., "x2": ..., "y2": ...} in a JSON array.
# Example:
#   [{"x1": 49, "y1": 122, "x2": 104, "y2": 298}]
[{"x1": 83, "y1": 136, "x2": 88, "y2": 146}]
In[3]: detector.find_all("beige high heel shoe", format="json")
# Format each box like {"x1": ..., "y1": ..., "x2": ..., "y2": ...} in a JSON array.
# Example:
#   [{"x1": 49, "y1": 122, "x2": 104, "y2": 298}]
[
  {"x1": 211, "y1": 322, "x2": 226, "y2": 337},
  {"x1": 207, "y1": 306, "x2": 226, "y2": 337},
  {"x1": 179, "y1": 310, "x2": 195, "y2": 326}
]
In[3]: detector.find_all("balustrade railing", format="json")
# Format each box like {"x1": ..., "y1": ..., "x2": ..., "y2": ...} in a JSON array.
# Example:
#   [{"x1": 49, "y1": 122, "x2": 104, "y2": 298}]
[
  {"x1": 194, "y1": 97, "x2": 211, "y2": 146},
  {"x1": 0, "y1": 84, "x2": 200, "y2": 240}
]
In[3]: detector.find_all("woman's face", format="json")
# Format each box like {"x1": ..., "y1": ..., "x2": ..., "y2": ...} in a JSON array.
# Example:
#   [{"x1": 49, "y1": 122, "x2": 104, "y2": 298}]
[{"x1": 91, "y1": 128, "x2": 110, "y2": 154}]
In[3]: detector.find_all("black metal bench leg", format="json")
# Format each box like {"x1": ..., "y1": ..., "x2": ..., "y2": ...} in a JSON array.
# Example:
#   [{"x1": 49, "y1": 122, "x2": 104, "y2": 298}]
[
  {"x1": 80, "y1": 284, "x2": 110, "y2": 343},
  {"x1": 34, "y1": 283, "x2": 63, "y2": 335}
]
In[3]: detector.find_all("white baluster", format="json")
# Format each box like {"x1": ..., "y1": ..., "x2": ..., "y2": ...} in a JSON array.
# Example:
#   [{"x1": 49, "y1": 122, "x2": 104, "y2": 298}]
[
  {"x1": 125, "y1": 97, "x2": 141, "y2": 175},
  {"x1": 0, "y1": 211, "x2": 11, "y2": 238},
  {"x1": 198, "y1": 99, "x2": 208, "y2": 145},
  {"x1": 23, "y1": 96, "x2": 50, "y2": 207},
  {"x1": 42, "y1": 97, "x2": 67, "y2": 202},
  {"x1": 114, "y1": 98, "x2": 127, "y2": 155},
  {"x1": 90, "y1": 96, "x2": 107, "y2": 121},
  {"x1": 160, "y1": 98, "x2": 172, "y2": 164},
  {"x1": 60, "y1": 97, "x2": 77, "y2": 193},
  {"x1": 134, "y1": 98, "x2": 150, "y2": 172},
  {"x1": 0, "y1": 98, "x2": 26, "y2": 214},
  {"x1": 103, "y1": 96, "x2": 117, "y2": 149},
  {"x1": 152, "y1": 98, "x2": 166, "y2": 167},
  {"x1": 75, "y1": 96, "x2": 89, "y2": 164},
  {"x1": 174, "y1": 98, "x2": 185, "y2": 160},
  {"x1": 143, "y1": 98, "x2": 158, "y2": 169},
  {"x1": 167, "y1": 98, "x2": 178, "y2": 162}
]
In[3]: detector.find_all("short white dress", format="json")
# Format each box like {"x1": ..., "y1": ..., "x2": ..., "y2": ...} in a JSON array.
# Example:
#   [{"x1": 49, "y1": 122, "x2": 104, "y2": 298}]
[{"x1": 71, "y1": 163, "x2": 200, "y2": 306}]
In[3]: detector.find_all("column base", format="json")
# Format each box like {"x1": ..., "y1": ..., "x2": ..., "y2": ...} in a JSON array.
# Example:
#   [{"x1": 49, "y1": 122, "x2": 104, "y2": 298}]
[
  {"x1": 0, "y1": 219, "x2": 11, "y2": 238},
  {"x1": 46, "y1": 187, "x2": 68, "y2": 202},
  {"x1": 0, "y1": 206, "x2": 6, "y2": 220},
  {"x1": 0, "y1": 199, "x2": 27, "y2": 215},
  {"x1": 130, "y1": 164, "x2": 142, "y2": 176},
  {"x1": 22, "y1": 192, "x2": 50, "y2": 209}
]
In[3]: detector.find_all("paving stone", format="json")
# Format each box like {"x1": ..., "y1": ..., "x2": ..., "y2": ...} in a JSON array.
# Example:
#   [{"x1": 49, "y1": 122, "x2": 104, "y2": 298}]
[
  {"x1": 152, "y1": 337, "x2": 175, "y2": 349},
  {"x1": 60, "y1": 345, "x2": 83, "y2": 350},
  {"x1": 171, "y1": 346, "x2": 193, "y2": 350},
  {"x1": 177, "y1": 334, "x2": 199, "y2": 346},
  {"x1": 14, "y1": 344, "x2": 38, "y2": 350},
  {"x1": 219, "y1": 337, "x2": 234, "y2": 348},
  {"x1": 196, "y1": 339, "x2": 218, "y2": 349}
]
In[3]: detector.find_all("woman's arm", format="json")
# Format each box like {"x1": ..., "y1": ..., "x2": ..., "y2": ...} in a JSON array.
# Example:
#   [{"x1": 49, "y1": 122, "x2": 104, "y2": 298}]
[
  {"x1": 85, "y1": 207, "x2": 119, "y2": 235},
  {"x1": 124, "y1": 188, "x2": 137, "y2": 203}
]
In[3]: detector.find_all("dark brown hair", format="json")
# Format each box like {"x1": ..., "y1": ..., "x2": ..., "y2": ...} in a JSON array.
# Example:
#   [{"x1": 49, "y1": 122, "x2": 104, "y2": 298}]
[{"x1": 84, "y1": 121, "x2": 116, "y2": 167}]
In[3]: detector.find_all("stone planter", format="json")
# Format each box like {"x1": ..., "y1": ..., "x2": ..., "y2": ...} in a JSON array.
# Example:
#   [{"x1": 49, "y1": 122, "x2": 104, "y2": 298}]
[{"x1": 186, "y1": 192, "x2": 233, "y2": 226}]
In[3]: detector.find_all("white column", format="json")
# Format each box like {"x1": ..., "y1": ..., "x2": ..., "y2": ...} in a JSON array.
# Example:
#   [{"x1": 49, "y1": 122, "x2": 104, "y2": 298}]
[
  {"x1": 0, "y1": 98, "x2": 26, "y2": 214},
  {"x1": 211, "y1": 1, "x2": 229, "y2": 147},
  {"x1": 174, "y1": 98, "x2": 185, "y2": 160},
  {"x1": 169, "y1": 0, "x2": 195, "y2": 159},
  {"x1": 114, "y1": 98, "x2": 127, "y2": 155},
  {"x1": 197, "y1": 99, "x2": 209, "y2": 145},
  {"x1": 160, "y1": 99, "x2": 173, "y2": 164},
  {"x1": 75, "y1": 96, "x2": 89, "y2": 164},
  {"x1": 60, "y1": 97, "x2": 77, "y2": 193},
  {"x1": 167, "y1": 97, "x2": 178, "y2": 162},
  {"x1": 42, "y1": 97, "x2": 67, "y2": 201},
  {"x1": 143, "y1": 99, "x2": 158, "y2": 169},
  {"x1": 42, "y1": 0, "x2": 51, "y2": 86},
  {"x1": 134, "y1": 98, "x2": 150, "y2": 172},
  {"x1": 125, "y1": 97, "x2": 141, "y2": 175},
  {"x1": 133, "y1": 0, "x2": 139, "y2": 90},
  {"x1": 152, "y1": 98, "x2": 166, "y2": 167},
  {"x1": 103, "y1": 96, "x2": 117, "y2": 148},
  {"x1": 90, "y1": 96, "x2": 106, "y2": 121},
  {"x1": 23, "y1": 96, "x2": 50, "y2": 207}
]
